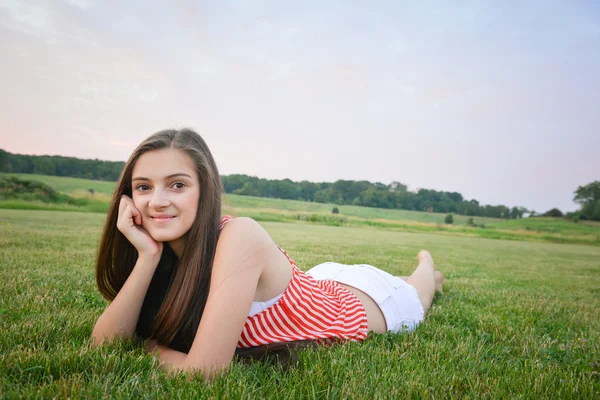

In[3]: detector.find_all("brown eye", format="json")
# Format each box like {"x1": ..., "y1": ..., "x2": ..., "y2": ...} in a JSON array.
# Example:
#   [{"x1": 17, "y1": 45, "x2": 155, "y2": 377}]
[
  {"x1": 172, "y1": 182, "x2": 185, "y2": 190},
  {"x1": 136, "y1": 184, "x2": 150, "y2": 191}
]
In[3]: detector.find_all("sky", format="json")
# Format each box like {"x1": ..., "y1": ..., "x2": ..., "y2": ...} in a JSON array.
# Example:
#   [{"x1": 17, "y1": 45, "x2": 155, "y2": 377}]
[{"x1": 1, "y1": 0, "x2": 599, "y2": 213}]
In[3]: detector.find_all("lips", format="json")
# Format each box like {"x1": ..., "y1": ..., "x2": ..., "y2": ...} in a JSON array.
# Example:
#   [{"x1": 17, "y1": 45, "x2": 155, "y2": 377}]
[{"x1": 151, "y1": 215, "x2": 176, "y2": 223}]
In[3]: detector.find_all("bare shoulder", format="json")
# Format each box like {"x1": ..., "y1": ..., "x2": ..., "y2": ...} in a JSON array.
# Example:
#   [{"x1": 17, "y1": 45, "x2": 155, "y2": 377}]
[
  {"x1": 214, "y1": 217, "x2": 274, "y2": 271},
  {"x1": 218, "y1": 217, "x2": 271, "y2": 243}
]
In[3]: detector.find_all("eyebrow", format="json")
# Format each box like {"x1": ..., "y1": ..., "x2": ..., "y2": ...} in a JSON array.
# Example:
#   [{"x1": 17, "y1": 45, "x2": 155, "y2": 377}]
[{"x1": 132, "y1": 173, "x2": 193, "y2": 182}]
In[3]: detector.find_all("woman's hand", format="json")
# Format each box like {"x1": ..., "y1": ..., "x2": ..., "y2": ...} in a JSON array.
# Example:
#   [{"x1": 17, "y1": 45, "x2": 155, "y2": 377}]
[{"x1": 117, "y1": 195, "x2": 163, "y2": 259}]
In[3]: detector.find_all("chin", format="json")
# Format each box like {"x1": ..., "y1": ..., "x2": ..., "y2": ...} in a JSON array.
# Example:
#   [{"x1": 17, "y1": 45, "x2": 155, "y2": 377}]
[{"x1": 148, "y1": 230, "x2": 185, "y2": 243}]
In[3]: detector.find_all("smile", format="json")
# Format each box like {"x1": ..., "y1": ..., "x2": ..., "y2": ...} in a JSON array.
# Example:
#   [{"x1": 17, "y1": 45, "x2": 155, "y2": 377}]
[{"x1": 151, "y1": 216, "x2": 176, "y2": 223}]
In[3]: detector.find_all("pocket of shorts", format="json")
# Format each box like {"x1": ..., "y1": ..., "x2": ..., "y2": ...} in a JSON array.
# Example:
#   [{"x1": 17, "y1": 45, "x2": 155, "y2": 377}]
[{"x1": 338, "y1": 265, "x2": 394, "y2": 304}]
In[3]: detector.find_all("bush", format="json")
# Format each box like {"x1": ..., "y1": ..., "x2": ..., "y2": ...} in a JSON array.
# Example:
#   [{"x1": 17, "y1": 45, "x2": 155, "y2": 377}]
[
  {"x1": 332, "y1": 207, "x2": 339, "y2": 214},
  {"x1": 0, "y1": 176, "x2": 61, "y2": 202},
  {"x1": 445, "y1": 214, "x2": 454, "y2": 224},
  {"x1": 296, "y1": 213, "x2": 347, "y2": 226},
  {"x1": 0, "y1": 176, "x2": 91, "y2": 208},
  {"x1": 466, "y1": 217, "x2": 476, "y2": 226},
  {"x1": 543, "y1": 208, "x2": 563, "y2": 217}
]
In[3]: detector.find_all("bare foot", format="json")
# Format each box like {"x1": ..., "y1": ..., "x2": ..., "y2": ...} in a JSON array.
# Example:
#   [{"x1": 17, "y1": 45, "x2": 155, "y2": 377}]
[
  {"x1": 418, "y1": 250, "x2": 443, "y2": 294},
  {"x1": 417, "y1": 250, "x2": 434, "y2": 264},
  {"x1": 434, "y1": 270, "x2": 444, "y2": 294}
]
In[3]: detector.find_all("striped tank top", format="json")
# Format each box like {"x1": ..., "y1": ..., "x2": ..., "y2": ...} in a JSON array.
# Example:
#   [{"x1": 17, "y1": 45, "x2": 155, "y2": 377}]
[{"x1": 219, "y1": 216, "x2": 369, "y2": 348}]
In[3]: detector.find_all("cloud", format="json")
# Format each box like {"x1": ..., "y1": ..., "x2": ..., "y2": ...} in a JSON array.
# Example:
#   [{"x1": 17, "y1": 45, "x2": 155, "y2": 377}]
[
  {"x1": 63, "y1": 0, "x2": 91, "y2": 10},
  {"x1": 0, "y1": 0, "x2": 58, "y2": 43}
]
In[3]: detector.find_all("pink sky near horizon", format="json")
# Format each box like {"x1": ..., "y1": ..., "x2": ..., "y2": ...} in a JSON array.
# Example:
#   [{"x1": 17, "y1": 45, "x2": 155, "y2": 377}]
[{"x1": 1, "y1": 0, "x2": 599, "y2": 212}]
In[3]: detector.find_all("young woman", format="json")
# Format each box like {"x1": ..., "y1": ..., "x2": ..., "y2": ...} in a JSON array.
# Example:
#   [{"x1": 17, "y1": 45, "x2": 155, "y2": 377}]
[{"x1": 92, "y1": 128, "x2": 443, "y2": 380}]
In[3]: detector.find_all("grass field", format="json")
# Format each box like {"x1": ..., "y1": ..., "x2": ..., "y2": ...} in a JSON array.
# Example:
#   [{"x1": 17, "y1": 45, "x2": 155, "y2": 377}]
[
  {"x1": 1, "y1": 209, "x2": 599, "y2": 398},
  {"x1": 2, "y1": 173, "x2": 599, "y2": 247},
  {"x1": 1, "y1": 173, "x2": 501, "y2": 223}
]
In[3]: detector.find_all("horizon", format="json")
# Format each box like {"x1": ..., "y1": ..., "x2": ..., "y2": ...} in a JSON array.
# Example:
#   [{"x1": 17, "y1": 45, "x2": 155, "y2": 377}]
[
  {"x1": 2, "y1": 148, "x2": 591, "y2": 212},
  {"x1": 1, "y1": 1, "x2": 599, "y2": 212}
]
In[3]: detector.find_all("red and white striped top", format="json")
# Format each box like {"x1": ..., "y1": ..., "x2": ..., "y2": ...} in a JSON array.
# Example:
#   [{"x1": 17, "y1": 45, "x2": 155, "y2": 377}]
[{"x1": 219, "y1": 216, "x2": 369, "y2": 348}]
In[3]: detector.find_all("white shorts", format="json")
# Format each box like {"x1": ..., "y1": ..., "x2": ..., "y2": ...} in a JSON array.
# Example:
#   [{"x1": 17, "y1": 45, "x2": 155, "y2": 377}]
[{"x1": 306, "y1": 262, "x2": 425, "y2": 333}]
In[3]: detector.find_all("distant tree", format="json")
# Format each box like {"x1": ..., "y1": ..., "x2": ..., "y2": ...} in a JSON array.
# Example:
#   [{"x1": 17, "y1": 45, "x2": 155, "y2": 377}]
[
  {"x1": 446, "y1": 192, "x2": 463, "y2": 203},
  {"x1": 298, "y1": 180, "x2": 319, "y2": 201},
  {"x1": 574, "y1": 181, "x2": 600, "y2": 205},
  {"x1": 574, "y1": 181, "x2": 600, "y2": 221},
  {"x1": 466, "y1": 217, "x2": 476, "y2": 226},
  {"x1": 543, "y1": 208, "x2": 563, "y2": 217},
  {"x1": 593, "y1": 200, "x2": 600, "y2": 221},
  {"x1": 233, "y1": 182, "x2": 260, "y2": 197},
  {"x1": 388, "y1": 181, "x2": 408, "y2": 193},
  {"x1": 313, "y1": 189, "x2": 328, "y2": 203},
  {"x1": 332, "y1": 207, "x2": 339, "y2": 214},
  {"x1": 510, "y1": 207, "x2": 520, "y2": 219},
  {"x1": 222, "y1": 174, "x2": 254, "y2": 193},
  {"x1": 0, "y1": 149, "x2": 10, "y2": 172},
  {"x1": 444, "y1": 214, "x2": 454, "y2": 224},
  {"x1": 517, "y1": 207, "x2": 528, "y2": 219}
]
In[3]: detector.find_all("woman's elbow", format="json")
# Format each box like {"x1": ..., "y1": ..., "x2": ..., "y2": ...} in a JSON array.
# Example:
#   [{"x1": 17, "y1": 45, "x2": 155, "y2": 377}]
[
  {"x1": 90, "y1": 329, "x2": 104, "y2": 348},
  {"x1": 90, "y1": 316, "x2": 125, "y2": 348},
  {"x1": 177, "y1": 360, "x2": 229, "y2": 382},
  {"x1": 91, "y1": 321, "x2": 110, "y2": 348}
]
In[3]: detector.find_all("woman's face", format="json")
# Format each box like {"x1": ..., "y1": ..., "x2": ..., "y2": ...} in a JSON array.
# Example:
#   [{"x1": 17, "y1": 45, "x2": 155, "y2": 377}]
[{"x1": 131, "y1": 148, "x2": 200, "y2": 251}]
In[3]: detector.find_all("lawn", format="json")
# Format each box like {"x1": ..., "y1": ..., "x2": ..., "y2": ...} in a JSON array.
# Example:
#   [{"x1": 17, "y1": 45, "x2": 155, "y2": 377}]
[{"x1": 1, "y1": 209, "x2": 598, "y2": 398}]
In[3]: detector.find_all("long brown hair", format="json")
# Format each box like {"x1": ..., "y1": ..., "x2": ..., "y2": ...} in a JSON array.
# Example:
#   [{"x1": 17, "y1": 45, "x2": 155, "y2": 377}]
[{"x1": 96, "y1": 128, "x2": 222, "y2": 345}]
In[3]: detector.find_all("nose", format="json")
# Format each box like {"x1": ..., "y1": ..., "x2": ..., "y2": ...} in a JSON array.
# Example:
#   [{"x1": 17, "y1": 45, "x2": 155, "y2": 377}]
[{"x1": 149, "y1": 188, "x2": 171, "y2": 209}]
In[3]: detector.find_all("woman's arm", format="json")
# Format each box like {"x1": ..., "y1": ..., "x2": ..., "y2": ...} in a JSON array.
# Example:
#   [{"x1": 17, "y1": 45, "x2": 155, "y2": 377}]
[
  {"x1": 160, "y1": 218, "x2": 279, "y2": 380},
  {"x1": 146, "y1": 340, "x2": 187, "y2": 374},
  {"x1": 92, "y1": 195, "x2": 163, "y2": 347},
  {"x1": 91, "y1": 253, "x2": 160, "y2": 346}
]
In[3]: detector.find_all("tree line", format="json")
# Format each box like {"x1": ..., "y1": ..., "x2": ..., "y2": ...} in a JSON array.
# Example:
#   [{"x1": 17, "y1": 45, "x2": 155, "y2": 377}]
[
  {"x1": 2, "y1": 149, "x2": 597, "y2": 220},
  {"x1": 1, "y1": 149, "x2": 528, "y2": 219},
  {"x1": 0, "y1": 149, "x2": 125, "y2": 181},
  {"x1": 222, "y1": 174, "x2": 528, "y2": 218}
]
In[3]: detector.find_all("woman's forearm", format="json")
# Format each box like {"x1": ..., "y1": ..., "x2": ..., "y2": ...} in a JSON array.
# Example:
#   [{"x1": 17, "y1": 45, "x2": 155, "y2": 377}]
[{"x1": 92, "y1": 255, "x2": 159, "y2": 346}]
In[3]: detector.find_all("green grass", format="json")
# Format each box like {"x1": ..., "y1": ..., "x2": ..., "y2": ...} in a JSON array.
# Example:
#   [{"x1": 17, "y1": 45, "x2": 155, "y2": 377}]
[
  {"x1": 487, "y1": 217, "x2": 600, "y2": 235},
  {"x1": 0, "y1": 199, "x2": 109, "y2": 213},
  {"x1": 1, "y1": 209, "x2": 599, "y2": 398}
]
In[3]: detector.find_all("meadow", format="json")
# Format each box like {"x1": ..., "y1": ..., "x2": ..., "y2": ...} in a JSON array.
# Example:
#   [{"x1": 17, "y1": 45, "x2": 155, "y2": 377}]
[
  {"x1": 2, "y1": 173, "x2": 599, "y2": 247},
  {"x1": 1, "y1": 208, "x2": 599, "y2": 398}
]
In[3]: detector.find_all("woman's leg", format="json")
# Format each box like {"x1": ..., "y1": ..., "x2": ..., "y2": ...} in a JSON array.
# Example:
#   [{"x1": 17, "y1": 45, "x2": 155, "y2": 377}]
[{"x1": 405, "y1": 250, "x2": 442, "y2": 315}]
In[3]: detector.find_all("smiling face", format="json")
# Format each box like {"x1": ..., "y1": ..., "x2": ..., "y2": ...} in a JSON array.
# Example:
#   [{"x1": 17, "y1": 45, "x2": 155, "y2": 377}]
[{"x1": 131, "y1": 148, "x2": 200, "y2": 255}]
